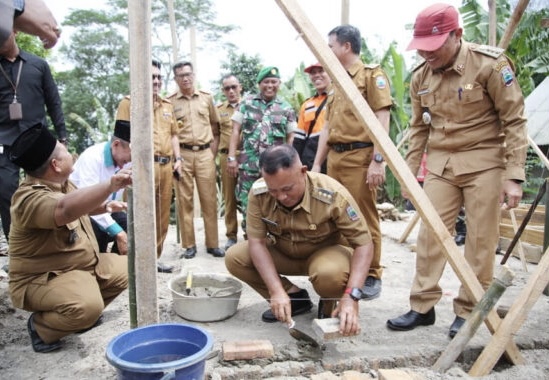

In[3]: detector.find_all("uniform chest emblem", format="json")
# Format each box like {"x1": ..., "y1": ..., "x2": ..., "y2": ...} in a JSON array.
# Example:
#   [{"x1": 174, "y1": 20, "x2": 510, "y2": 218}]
[
  {"x1": 309, "y1": 224, "x2": 317, "y2": 230},
  {"x1": 500, "y1": 66, "x2": 514, "y2": 87}
]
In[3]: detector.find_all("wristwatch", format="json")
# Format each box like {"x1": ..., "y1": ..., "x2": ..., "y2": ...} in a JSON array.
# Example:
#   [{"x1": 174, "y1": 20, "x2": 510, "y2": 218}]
[
  {"x1": 227, "y1": 156, "x2": 236, "y2": 162},
  {"x1": 344, "y1": 287, "x2": 362, "y2": 301},
  {"x1": 373, "y1": 153, "x2": 384, "y2": 163}
]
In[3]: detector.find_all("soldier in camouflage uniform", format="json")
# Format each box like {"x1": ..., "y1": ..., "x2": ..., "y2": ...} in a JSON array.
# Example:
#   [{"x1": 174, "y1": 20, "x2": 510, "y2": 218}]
[{"x1": 227, "y1": 66, "x2": 296, "y2": 233}]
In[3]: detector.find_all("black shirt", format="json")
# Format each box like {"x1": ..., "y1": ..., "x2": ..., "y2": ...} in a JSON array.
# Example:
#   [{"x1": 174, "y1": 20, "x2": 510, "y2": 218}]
[{"x1": 0, "y1": 50, "x2": 66, "y2": 145}]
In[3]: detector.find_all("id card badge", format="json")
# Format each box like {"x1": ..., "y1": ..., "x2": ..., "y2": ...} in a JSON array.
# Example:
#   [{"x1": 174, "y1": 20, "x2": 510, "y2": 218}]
[{"x1": 9, "y1": 102, "x2": 22, "y2": 120}]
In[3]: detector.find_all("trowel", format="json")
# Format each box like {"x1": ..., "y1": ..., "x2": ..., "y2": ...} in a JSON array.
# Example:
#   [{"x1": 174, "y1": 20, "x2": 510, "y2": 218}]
[{"x1": 288, "y1": 318, "x2": 321, "y2": 347}]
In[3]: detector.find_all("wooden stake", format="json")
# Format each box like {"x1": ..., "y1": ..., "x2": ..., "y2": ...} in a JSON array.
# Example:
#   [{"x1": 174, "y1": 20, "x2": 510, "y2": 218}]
[
  {"x1": 469, "y1": 246, "x2": 549, "y2": 376},
  {"x1": 432, "y1": 266, "x2": 514, "y2": 373},
  {"x1": 509, "y1": 209, "x2": 529, "y2": 272},
  {"x1": 498, "y1": 0, "x2": 531, "y2": 49},
  {"x1": 128, "y1": 0, "x2": 159, "y2": 325},
  {"x1": 398, "y1": 212, "x2": 420, "y2": 244},
  {"x1": 274, "y1": 0, "x2": 523, "y2": 364}
]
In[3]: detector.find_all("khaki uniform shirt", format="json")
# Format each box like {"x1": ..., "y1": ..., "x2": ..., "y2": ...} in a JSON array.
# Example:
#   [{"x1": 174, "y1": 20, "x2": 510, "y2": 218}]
[
  {"x1": 168, "y1": 89, "x2": 220, "y2": 145},
  {"x1": 116, "y1": 96, "x2": 177, "y2": 156},
  {"x1": 8, "y1": 178, "x2": 100, "y2": 308},
  {"x1": 406, "y1": 41, "x2": 527, "y2": 180},
  {"x1": 326, "y1": 61, "x2": 393, "y2": 144},
  {"x1": 217, "y1": 100, "x2": 239, "y2": 151},
  {"x1": 246, "y1": 172, "x2": 372, "y2": 258}
]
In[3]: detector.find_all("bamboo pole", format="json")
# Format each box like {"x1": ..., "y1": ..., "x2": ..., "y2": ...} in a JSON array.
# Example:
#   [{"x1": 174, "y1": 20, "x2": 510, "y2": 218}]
[
  {"x1": 469, "y1": 245, "x2": 549, "y2": 376},
  {"x1": 126, "y1": 188, "x2": 137, "y2": 328},
  {"x1": 432, "y1": 266, "x2": 514, "y2": 373},
  {"x1": 128, "y1": 0, "x2": 159, "y2": 325},
  {"x1": 274, "y1": 0, "x2": 523, "y2": 364},
  {"x1": 488, "y1": 0, "x2": 497, "y2": 46},
  {"x1": 498, "y1": 0, "x2": 531, "y2": 49},
  {"x1": 340, "y1": 0, "x2": 350, "y2": 25}
]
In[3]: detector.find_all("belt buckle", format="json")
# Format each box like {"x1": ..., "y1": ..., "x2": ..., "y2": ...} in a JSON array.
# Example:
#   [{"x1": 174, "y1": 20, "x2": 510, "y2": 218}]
[
  {"x1": 160, "y1": 157, "x2": 169, "y2": 165},
  {"x1": 192, "y1": 145, "x2": 199, "y2": 151},
  {"x1": 334, "y1": 145, "x2": 342, "y2": 153}
]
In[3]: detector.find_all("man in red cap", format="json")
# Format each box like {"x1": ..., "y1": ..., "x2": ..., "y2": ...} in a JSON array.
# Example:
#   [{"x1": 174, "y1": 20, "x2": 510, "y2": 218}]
[
  {"x1": 293, "y1": 63, "x2": 331, "y2": 173},
  {"x1": 387, "y1": 3, "x2": 527, "y2": 338}
]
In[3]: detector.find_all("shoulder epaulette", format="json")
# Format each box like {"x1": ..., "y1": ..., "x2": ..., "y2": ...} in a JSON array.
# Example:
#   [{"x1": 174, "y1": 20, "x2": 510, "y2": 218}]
[
  {"x1": 160, "y1": 97, "x2": 173, "y2": 104},
  {"x1": 412, "y1": 59, "x2": 427, "y2": 72},
  {"x1": 31, "y1": 184, "x2": 46, "y2": 189},
  {"x1": 364, "y1": 63, "x2": 380, "y2": 70},
  {"x1": 166, "y1": 91, "x2": 178, "y2": 99},
  {"x1": 199, "y1": 89, "x2": 211, "y2": 95},
  {"x1": 471, "y1": 44, "x2": 504, "y2": 59},
  {"x1": 252, "y1": 178, "x2": 268, "y2": 195},
  {"x1": 312, "y1": 187, "x2": 334, "y2": 204}
]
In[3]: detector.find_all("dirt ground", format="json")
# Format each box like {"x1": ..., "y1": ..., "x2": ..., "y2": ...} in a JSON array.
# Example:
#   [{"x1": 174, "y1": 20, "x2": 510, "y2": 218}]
[{"x1": 1, "y1": 213, "x2": 549, "y2": 379}]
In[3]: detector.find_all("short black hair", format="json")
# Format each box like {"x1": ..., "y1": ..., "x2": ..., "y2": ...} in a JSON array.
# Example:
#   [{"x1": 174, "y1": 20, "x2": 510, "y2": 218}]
[
  {"x1": 152, "y1": 59, "x2": 161, "y2": 69},
  {"x1": 328, "y1": 25, "x2": 361, "y2": 55},
  {"x1": 259, "y1": 144, "x2": 299, "y2": 175},
  {"x1": 173, "y1": 61, "x2": 193, "y2": 75}
]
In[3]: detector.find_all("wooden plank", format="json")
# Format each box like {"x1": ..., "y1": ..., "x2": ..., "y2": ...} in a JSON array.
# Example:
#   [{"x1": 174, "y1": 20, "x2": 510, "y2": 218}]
[
  {"x1": 128, "y1": 0, "x2": 159, "y2": 325},
  {"x1": 509, "y1": 209, "x2": 528, "y2": 271},
  {"x1": 469, "y1": 246, "x2": 549, "y2": 376},
  {"x1": 499, "y1": 237, "x2": 542, "y2": 264},
  {"x1": 274, "y1": 0, "x2": 523, "y2": 364},
  {"x1": 398, "y1": 212, "x2": 420, "y2": 244},
  {"x1": 501, "y1": 209, "x2": 546, "y2": 226},
  {"x1": 499, "y1": 224, "x2": 543, "y2": 246}
]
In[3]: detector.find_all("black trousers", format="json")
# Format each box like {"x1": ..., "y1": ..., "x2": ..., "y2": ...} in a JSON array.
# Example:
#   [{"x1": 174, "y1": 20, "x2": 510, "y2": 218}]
[
  {"x1": 91, "y1": 212, "x2": 128, "y2": 253},
  {"x1": 0, "y1": 147, "x2": 19, "y2": 239}
]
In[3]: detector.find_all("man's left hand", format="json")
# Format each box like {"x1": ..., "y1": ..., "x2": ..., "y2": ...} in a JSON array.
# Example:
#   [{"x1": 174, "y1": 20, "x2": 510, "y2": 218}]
[
  {"x1": 333, "y1": 297, "x2": 360, "y2": 336},
  {"x1": 500, "y1": 179, "x2": 523, "y2": 209}
]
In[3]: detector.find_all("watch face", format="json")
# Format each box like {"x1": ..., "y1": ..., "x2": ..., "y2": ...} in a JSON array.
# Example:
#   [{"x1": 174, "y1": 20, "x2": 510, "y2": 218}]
[
  {"x1": 374, "y1": 153, "x2": 384, "y2": 163},
  {"x1": 350, "y1": 287, "x2": 362, "y2": 300}
]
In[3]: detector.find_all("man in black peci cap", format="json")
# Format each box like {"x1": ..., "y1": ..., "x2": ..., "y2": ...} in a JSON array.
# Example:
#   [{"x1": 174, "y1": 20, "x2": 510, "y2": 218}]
[
  {"x1": 70, "y1": 123, "x2": 132, "y2": 256},
  {"x1": 8, "y1": 124, "x2": 132, "y2": 353}
]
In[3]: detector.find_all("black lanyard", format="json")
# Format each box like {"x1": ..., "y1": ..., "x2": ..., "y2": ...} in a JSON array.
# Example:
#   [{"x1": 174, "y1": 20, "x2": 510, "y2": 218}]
[{"x1": 0, "y1": 60, "x2": 23, "y2": 102}]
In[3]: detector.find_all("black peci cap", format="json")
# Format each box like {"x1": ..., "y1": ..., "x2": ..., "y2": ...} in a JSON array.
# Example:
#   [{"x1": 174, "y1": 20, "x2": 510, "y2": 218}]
[{"x1": 9, "y1": 124, "x2": 57, "y2": 171}]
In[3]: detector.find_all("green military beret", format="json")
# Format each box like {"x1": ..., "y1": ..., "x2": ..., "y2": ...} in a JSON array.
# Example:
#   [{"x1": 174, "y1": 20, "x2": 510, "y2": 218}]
[{"x1": 256, "y1": 66, "x2": 280, "y2": 83}]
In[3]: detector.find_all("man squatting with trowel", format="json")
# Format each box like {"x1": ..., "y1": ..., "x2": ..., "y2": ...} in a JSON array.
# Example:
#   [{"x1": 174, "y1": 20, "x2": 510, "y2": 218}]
[{"x1": 225, "y1": 144, "x2": 374, "y2": 336}]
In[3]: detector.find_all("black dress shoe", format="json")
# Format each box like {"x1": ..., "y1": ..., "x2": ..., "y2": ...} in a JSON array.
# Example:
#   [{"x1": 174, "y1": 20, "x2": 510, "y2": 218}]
[
  {"x1": 224, "y1": 238, "x2": 237, "y2": 250},
  {"x1": 182, "y1": 246, "x2": 197, "y2": 259},
  {"x1": 454, "y1": 234, "x2": 466, "y2": 246},
  {"x1": 76, "y1": 314, "x2": 104, "y2": 334},
  {"x1": 262, "y1": 289, "x2": 313, "y2": 323},
  {"x1": 449, "y1": 315, "x2": 466, "y2": 338},
  {"x1": 317, "y1": 298, "x2": 336, "y2": 319},
  {"x1": 157, "y1": 262, "x2": 174, "y2": 273},
  {"x1": 361, "y1": 276, "x2": 382, "y2": 300},
  {"x1": 386, "y1": 308, "x2": 436, "y2": 331},
  {"x1": 27, "y1": 314, "x2": 62, "y2": 353},
  {"x1": 206, "y1": 247, "x2": 225, "y2": 257}
]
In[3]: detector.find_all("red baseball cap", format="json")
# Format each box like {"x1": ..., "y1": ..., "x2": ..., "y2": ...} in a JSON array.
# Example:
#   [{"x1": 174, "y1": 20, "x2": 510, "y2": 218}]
[
  {"x1": 304, "y1": 62, "x2": 323, "y2": 73},
  {"x1": 407, "y1": 3, "x2": 460, "y2": 52}
]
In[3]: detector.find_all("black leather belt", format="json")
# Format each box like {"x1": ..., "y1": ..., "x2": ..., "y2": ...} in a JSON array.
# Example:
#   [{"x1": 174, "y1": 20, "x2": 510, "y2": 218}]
[
  {"x1": 154, "y1": 155, "x2": 171, "y2": 165},
  {"x1": 330, "y1": 142, "x2": 373, "y2": 153},
  {"x1": 181, "y1": 143, "x2": 210, "y2": 151},
  {"x1": 219, "y1": 148, "x2": 228, "y2": 154}
]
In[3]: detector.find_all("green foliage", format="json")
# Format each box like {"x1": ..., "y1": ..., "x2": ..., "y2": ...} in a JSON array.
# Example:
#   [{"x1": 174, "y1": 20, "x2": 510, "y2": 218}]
[
  {"x1": 216, "y1": 50, "x2": 263, "y2": 97},
  {"x1": 14, "y1": 33, "x2": 49, "y2": 58}
]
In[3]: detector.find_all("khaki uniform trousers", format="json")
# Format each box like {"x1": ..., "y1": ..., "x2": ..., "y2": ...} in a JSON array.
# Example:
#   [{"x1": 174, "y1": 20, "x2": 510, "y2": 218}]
[
  {"x1": 154, "y1": 161, "x2": 174, "y2": 258},
  {"x1": 327, "y1": 147, "x2": 382, "y2": 279},
  {"x1": 175, "y1": 148, "x2": 219, "y2": 249},
  {"x1": 410, "y1": 164, "x2": 503, "y2": 317},
  {"x1": 225, "y1": 241, "x2": 352, "y2": 301},
  {"x1": 219, "y1": 152, "x2": 238, "y2": 240},
  {"x1": 23, "y1": 253, "x2": 127, "y2": 344}
]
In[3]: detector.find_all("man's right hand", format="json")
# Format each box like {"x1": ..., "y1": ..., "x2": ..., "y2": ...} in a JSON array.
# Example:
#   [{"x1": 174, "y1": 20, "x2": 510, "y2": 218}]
[
  {"x1": 268, "y1": 290, "x2": 292, "y2": 323},
  {"x1": 15, "y1": 0, "x2": 60, "y2": 49},
  {"x1": 227, "y1": 160, "x2": 238, "y2": 178}
]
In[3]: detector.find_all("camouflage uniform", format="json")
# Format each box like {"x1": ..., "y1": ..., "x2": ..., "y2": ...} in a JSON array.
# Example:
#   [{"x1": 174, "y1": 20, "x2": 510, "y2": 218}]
[{"x1": 231, "y1": 94, "x2": 296, "y2": 227}]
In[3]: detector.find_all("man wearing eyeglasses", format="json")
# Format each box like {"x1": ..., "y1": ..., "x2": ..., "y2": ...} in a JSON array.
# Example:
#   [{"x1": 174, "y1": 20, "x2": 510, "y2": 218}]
[
  {"x1": 217, "y1": 74, "x2": 242, "y2": 250},
  {"x1": 168, "y1": 61, "x2": 224, "y2": 260},
  {"x1": 114, "y1": 59, "x2": 181, "y2": 273}
]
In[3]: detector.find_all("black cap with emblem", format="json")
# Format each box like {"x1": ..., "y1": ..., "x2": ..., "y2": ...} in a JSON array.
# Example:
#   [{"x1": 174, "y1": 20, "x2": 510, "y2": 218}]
[{"x1": 9, "y1": 124, "x2": 58, "y2": 171}]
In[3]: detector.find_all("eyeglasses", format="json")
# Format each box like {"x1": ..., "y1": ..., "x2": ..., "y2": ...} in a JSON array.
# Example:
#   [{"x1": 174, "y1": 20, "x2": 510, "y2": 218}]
[
  {"x1": 175, "y1": 73, "x2": 193, "y2": 79},
  {"x1": 223, "y1": 85, "x2": 238, "y2": 91},
  {"x1": 152, "y1": 74, "x2": 162, "y2": 80}
]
